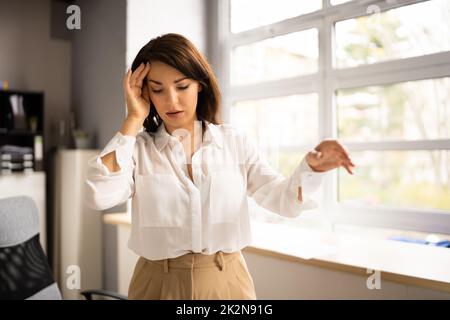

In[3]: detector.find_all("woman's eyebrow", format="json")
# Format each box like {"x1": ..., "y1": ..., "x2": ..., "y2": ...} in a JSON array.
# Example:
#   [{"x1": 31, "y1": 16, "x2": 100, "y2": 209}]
[{"x1": 148, "y1": 77, "x2": 188, "y2": 85}]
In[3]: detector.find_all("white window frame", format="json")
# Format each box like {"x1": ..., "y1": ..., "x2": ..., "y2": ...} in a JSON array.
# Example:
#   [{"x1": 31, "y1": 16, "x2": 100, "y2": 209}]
[{"x1": 210, "y1": 0, "x2": 450, "y2": 234}]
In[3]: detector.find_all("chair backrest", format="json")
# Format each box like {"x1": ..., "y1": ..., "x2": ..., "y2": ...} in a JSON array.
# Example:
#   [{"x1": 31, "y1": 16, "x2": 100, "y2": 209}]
[{"x1": 0, "y1": 195, "x2": 62, "y2": 300}]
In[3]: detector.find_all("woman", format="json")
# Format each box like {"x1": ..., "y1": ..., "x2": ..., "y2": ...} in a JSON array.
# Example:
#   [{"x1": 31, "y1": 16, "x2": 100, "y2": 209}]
[{"x1": 85, "y1": 33, "x2": 355, "y2": 300}]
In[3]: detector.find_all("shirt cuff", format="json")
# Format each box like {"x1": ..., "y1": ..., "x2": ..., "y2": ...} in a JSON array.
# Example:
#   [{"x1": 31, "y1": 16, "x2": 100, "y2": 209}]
[
  {"x1": 294, "y1": 196, "x2": 319, "y2": 210},
  {"x1": 97, "y1": 132, "x2": 136, "y2": 175},
  {"x1": 291, "y1": 156, "x2": 327, "y2": 196}
]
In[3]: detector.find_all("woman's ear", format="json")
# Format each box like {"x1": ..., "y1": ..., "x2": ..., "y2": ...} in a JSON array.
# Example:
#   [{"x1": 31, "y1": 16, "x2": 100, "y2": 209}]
[{"x1": 198, "y1": 84, "x2": 202, "y2": 92}]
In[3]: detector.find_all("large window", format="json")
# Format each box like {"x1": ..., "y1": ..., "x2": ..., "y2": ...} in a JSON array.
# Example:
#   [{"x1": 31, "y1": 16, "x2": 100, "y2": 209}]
[{"x1": 217, "y1": 0, "x2": 450, "y2": 233}]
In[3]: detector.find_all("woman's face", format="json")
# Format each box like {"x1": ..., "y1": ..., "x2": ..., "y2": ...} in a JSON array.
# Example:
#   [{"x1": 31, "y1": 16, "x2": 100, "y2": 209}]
[{"x1": 145, "y1": 60, "x2": 202, "y2": 133}]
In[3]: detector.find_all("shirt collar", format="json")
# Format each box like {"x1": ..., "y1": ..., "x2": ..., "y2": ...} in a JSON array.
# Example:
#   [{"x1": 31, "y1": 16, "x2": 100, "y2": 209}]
[{"x1": 152, "y1": 121, "x2": 223, "y2": 152}]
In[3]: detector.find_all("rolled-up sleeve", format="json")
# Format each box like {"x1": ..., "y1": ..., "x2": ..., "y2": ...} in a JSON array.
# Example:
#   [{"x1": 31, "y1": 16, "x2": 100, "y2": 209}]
[
  {"x1": 244, "y1": 134, "x2": 326, "y2": 218},
  {"x1": 84, "y1": 132, "x2": 136, "y2": 211}
]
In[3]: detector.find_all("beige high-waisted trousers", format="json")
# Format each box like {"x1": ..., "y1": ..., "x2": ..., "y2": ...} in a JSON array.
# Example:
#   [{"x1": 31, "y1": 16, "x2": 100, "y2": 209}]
[{"x1": 128, "y1": 251, "x2": 257, "y2": 300}]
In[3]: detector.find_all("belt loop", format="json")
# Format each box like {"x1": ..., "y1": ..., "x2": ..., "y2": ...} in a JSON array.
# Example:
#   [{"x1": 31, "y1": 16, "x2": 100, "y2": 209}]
[
  {"x1": 218, "y1": 252, "x2": 225, "y2": 271},
  {"x1": 164, "y1": 259, "x2": 169, "y2": 273}
]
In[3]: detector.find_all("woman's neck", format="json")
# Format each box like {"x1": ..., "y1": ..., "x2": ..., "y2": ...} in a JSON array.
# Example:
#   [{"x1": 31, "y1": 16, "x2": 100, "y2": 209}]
[
  {"x1": 164, "y1": 120, "x2": 205, "y2": 157},
  {"x1": 164, "y1": 119, "x2": 205, "y2": 139}
]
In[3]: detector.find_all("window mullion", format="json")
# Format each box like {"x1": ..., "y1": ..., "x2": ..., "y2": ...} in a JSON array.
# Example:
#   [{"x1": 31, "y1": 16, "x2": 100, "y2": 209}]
[
  {"x1": 320, "y1": 14, "x2": 338, "y2": 224},
  {"x1": 230, "y1": 75, "x2": 320, "y2": 103}
]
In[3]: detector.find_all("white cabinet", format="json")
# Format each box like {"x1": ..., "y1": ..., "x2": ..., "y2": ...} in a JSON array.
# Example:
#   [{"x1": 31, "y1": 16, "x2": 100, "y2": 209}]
[
  {"x1": 103, "y1": 213, "x2": 139, "y2": 296},
  {"x1": 52, "y1": 149, "x2": 102, "y2": 299},
  {"x1": 0, "y1": 172, "x2": 46, "y2": 252}
]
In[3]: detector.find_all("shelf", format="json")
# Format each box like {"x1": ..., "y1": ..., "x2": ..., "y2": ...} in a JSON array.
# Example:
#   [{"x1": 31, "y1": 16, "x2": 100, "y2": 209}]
[
  {"x1": 0, "y1": 129, "x2": 43, "y2": 136},
  {"x1": 0, "y1": 91, "x2": 44, "y2": 136}
]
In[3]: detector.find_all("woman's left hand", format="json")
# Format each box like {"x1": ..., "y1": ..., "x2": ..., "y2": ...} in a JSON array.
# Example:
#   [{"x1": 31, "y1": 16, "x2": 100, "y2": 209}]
[
  {"x1": 297, "y1": 139, "x2": 355, "y2": 203},
  {"x1": 305, "y1": 139, "x2": 356, "y2": 175}
]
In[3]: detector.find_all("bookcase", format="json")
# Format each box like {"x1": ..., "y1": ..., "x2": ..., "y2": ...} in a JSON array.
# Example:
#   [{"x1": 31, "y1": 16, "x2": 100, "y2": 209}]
[{"x1": 0, "y1": 90, "x2": 44, "y2": 172}]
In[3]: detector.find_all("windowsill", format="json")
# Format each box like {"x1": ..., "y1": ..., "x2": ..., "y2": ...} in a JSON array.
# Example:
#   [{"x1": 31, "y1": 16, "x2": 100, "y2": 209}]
[
  {"x1": 102, "y1": 213, "x2": 450, "y2": 293},
  {"x1": 248, "y1": 221, "x2": 450, "y2": 293}
]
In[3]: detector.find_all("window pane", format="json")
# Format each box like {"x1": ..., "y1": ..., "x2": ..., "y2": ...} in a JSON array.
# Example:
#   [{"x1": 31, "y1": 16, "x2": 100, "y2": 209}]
[
  {"x1": 231, "y1": 29, "x2": 318, "y2": 85},
  {"x1": 339, "y1": 150, "x2": 450, "y2": 211},
  {"x1": 231, "y1": 0, "x2": 321, "y2": 33},
  {"x1": 337, "y1": 77, "x2": 450, "y2": 141},
  {"x1": 335, "y1": 0, "x2": 450, "y2": 68},
  {"x1": 231, "y1": 94, "x2": 319, "y2": 149}
]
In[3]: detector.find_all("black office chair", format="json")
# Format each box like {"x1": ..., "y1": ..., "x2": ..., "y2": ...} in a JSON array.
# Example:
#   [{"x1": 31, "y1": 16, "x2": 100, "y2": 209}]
[{"x1": 0, "y1": 195, "x2": 126, "y2": 300}]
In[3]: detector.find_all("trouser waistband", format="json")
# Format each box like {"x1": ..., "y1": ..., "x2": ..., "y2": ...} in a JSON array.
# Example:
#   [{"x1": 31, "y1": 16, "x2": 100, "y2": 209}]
[{"x1": 143, "y1": 251, "x2": 240, "y2": 273}]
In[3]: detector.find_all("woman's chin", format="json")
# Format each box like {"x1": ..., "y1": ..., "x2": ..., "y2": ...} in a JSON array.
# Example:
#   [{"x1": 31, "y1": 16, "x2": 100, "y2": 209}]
[{"x1": 164, "y1": 117, "x2": 185, "y2": 126}]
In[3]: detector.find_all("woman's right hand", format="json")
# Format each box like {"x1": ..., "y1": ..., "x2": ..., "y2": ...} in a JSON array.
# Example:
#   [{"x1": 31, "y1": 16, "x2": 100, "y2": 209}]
[{"x1": 123, "y1": 62, "x2": 152, "y2": 122}]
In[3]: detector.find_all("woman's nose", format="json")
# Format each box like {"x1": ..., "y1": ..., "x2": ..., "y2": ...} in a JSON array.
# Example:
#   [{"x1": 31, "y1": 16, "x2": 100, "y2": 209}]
[{"x1": 165, "y1": 87, "x2": 179, "y2": 105}]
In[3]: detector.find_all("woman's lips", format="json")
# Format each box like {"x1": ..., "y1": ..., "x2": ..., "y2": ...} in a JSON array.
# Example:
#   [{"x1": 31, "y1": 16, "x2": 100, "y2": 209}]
[{"x1": 166, "y1": 110, "x2": 184, "y2": 118}]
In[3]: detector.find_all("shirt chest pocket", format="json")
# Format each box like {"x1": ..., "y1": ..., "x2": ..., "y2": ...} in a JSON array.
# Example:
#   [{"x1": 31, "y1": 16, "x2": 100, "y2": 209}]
[
  {"x1": 209, "y1": 170, "x2": 246, "y2": 223},
  {"x1": 135, "y1": 173, "x2": 188, "y2": 227}
]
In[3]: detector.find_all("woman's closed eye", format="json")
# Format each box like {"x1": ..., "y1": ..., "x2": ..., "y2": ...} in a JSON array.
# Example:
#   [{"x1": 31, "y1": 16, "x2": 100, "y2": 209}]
[{"x1": 151, "y1": 85, "x2": 190, "y2": 93}]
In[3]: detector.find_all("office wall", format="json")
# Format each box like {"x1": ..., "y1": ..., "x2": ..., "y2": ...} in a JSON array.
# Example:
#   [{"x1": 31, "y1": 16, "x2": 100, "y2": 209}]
[
  {"x1": 71, "y1": 0, "x2": 127, "y2": 149},
  {"x1": 0, "y1": 0, "x2": 72, "y2": 152}
]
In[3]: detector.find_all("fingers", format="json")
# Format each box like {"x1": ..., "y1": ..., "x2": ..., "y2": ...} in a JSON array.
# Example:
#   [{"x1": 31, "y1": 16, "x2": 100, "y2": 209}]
[
  {"x1": 315, "y1": 140, "x2": 348, "y2": 158},
  {"x1": 306, "y1": 151, "x2": 319, "y2": 167},
  {"x1": 141, "y1": 85, "x2": 150, "y2": 104},
  {"x1": 309, "y1": 150, "x2": 322, "y2": 160},
  {"x1": 329, "y1": 148, "x2": 356, "y2": 175},
  {"x1": 129, "y1": 63, "x2": 144, "y2": 87},
  {"x1": 327, "y1": 140, "x2": 356, "y2": 170},
  {"x1": 348, "y1": 158, "x2": 356, "y2": 167},
  {"x1": 334, "y1": 149, "x2": 354, "y2": 174},
  {"x1": 338, "y1": 146, "x2": 356, "y2": 169},
  {"x1": 339, "y1": 154, "x2": 355, "y2": 175},
  {"x1": 332, "y1": 141, "x2": 350, "y2": 159},
  {"x1": 123, "y1": 69, "x2": 132, "y2": 92},
  {"x1": 342, "y1": 161, "x2": 354, "y2": 175},
  {"x1": 338, "y1": 147, "x2": 356, "y2": 169},
  {"x1": 129, "y1": 62, "x2": 151, "y2": 88},
  {"x1": 135, "y1": 62, "x2": 151, "y2": 87}
]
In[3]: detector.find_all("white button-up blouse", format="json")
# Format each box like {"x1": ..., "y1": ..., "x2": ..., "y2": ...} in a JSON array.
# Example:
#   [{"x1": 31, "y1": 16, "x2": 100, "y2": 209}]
[{"x1": 84, "y1": 121, "x2": 325, "y2": 260}]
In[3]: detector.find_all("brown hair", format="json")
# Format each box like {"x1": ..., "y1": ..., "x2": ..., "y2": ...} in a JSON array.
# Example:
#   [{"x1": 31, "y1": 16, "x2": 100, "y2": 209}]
[{"x1": 131, "y1": 33, "x2": 222, "y2": 133}]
